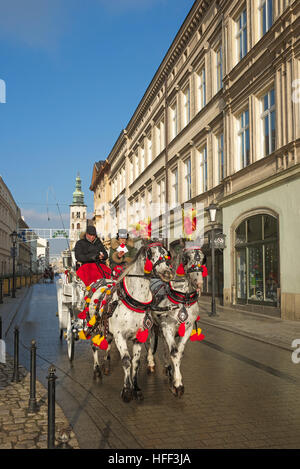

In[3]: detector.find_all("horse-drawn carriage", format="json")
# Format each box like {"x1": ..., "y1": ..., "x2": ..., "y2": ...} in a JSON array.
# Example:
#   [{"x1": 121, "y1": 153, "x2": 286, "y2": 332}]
[{"x1": 56, "y1": 240, "x2": 207, "y2": 402}]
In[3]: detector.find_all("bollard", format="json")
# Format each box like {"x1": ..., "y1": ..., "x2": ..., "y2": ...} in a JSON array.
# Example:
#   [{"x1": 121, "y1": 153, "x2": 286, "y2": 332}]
[
  {"x1": 28, "y1": 340, "x2": 38, "y2": 412},
  {"x1": 47, "y1": 365, "x2": 57, "y2": 449},
  {"x1": 11, "y1": 326, "x2": 20, "y2": 382}
]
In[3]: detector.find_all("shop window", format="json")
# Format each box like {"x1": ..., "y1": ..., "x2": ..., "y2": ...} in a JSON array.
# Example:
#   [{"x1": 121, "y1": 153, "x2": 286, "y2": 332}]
[{"x1": 235, "y1": 213, "x2": 278, "y2": 305}]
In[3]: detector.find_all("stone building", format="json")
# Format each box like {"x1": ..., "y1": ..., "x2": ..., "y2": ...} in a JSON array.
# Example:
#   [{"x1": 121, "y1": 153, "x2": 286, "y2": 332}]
[
  {"x1": 91, "y1": 0, "x2": 300, "y2": 320},
  {"x1": 0, "y1": 176, "x2": 21, "y2": 276}
]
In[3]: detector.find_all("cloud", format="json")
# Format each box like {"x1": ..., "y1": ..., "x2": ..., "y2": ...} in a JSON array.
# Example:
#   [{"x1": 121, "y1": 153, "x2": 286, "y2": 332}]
[{"x1": 0, "y1": 0, "x2": 68, "y2": 50}]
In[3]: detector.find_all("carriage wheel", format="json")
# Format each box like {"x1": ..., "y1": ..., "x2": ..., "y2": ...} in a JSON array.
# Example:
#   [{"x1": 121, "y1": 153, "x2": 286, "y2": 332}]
[{"x1": 66, "y1": 313, "x2": 75, "y2": 362}]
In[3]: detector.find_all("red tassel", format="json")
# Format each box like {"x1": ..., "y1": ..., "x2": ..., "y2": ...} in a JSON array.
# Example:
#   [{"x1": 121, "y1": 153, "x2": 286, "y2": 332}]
[
  {"x1": 136, "y1": 328, "x2": 149, "y2": 343},
  {"x1": 78, "y1": 311, "x2": 87, "y2": 320},
  {"x1": 178, "y1": 322, "x2": 185, "y2": 337},
  {"x1": 100, "y1": 338, "x2": 108, "y2": 350},
  {"x1": 144, "y1": 258, "x2": 153, "y2": 274},
  {"x1": 197, "y1": 333, "x2": 205, "y2": 341},
  {"x1": 201, "y1": 265, "x2": 208, "y2": 277},
  {"x1": 196, "y1": 315, "x2": 200, "y2": 321},
  {"x1": 176, "y1": 263, "x2": 185, "y2": 276}
]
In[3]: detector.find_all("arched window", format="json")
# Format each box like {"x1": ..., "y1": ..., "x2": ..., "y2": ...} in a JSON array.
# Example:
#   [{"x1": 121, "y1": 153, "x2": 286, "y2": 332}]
[
  {"x1": 77, "y1": 223, "x2": 80, "y2": 230},
  {"x1": 235, "y1": 214, "x2": 278, "y2": 304},
  {"x1": 72, "y1": 224, "x2": 74, "y2": 230}
]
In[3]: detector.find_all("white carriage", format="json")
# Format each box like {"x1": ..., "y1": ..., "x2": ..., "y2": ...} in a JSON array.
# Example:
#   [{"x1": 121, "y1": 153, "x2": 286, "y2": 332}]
[{"x1": 56, "y1": 250, "x2": 86, "y2": 361}]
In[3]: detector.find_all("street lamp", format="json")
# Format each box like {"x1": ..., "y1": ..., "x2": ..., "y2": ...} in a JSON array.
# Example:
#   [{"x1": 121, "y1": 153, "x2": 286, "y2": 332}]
[
  {"x1": 206, "y1": 203, "x2": 218, "y2": 317},
  {"x1": 10, "y1": 230, "x2": 18, "y2": 298}
]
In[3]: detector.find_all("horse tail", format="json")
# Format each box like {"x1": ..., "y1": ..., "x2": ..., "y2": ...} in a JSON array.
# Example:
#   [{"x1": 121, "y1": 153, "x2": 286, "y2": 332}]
[{"x1": 151, "y1": 324, "x2": 159, "y2": 356}]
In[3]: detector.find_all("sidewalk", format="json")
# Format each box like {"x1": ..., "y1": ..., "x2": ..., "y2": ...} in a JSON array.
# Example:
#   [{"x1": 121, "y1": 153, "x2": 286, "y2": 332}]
[
  {"x1": 198, "y1": 297, "x2": 300, "y2": 351},
  {"x1": 0, "y1": 286, "x2": 79, "y2": 450}
]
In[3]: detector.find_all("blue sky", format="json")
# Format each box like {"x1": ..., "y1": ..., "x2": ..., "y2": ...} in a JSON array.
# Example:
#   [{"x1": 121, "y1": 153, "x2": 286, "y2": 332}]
[{"x1": 0, "y1": 0, "x2": 195, "y2": 254}]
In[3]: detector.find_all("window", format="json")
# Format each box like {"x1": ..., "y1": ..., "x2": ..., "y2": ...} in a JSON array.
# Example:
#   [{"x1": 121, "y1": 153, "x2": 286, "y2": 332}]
[
  {"x1": 156, "y1": 118, "x2": 165, "y2": 156},
  {"x1": 197, "y1": 66, "x2": 206, "y2": 111},
  {"x1": 198, "y1": 146, "x2": 208, "y2": 193},
  {"x1": 135, "y1": 152, "x2": 139, "y2": 178},
  {"x1": 238, "y1": 109, "x2": 250, "y2": 169},
  {"x1": 217, "y1": 133, "x2": 225, "y2": 183},
  {"x1": 170, "y1": 101, "x2": 178, "y2": 139},
  {"x1": 184, "y1": 157, "x2": 192, "y2": 200},
  {"x1": 76, "y1": 212, "x2": 80, "y2": 218},
  {"x1": 259, "y1": 0, "x2": 273, "y2": 37},
  {"x1": 216, "y1": 46, "x2": 223, "y2": 92},
  {"x1": 76, "y1": 223, "x2": 80, "y2": 230},
  {"x1": 157, "y1": 179, "x2": 165, "y2": 213},
  {"x1": 147, "y1": 135, "x2": 152, "y2": 164},
  {"x1": 140, "y1": 147, "x2": 145, "y2": 173},
  {"x1": 183, "y1": 85, "x2": 191, "y2": 126},
  {"x1": 129, "y1": 158, "x2": 133, "y2": 185},
  {"x1": 235, "y1": 214, "x2": 278, "y2": 304},
  {"x1": 148, "y1": 188, "x2": 152, "y2": 206},
  {"x1": 261, "y1": 89, "x2": 275, "y2": 156},
  {"x1": 236, "y1": 8, "x2": 247, "y2": 62},
  {"x1": 171, "y1": 167, "x2": 179, "y2": 206}
]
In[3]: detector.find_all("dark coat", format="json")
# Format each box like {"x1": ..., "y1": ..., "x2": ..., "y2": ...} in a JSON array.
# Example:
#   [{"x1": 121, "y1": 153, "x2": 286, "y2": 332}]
[{"x1": 75, "y1": 234, "x2": 108, "y2": 265}]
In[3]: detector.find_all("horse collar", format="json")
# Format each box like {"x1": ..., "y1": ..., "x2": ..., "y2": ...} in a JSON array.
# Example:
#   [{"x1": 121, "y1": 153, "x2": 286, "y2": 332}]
[
  {"x1": 167, "y1": 283, "x2": 198, "y2": 306},
  {"x1": 118, "y1": 278, "x2": 153, "y2": 313}
]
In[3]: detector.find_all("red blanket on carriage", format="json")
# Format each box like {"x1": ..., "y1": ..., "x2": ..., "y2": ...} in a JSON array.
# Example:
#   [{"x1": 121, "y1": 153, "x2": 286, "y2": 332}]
[{"x1": 76, "y1": 262, "x2": 111, "y2": 286}]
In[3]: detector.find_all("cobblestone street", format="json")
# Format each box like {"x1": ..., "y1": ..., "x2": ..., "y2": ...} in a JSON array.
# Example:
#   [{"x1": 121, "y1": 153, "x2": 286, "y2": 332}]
[{"x1": 1, "y1": 284, "x2": 300, "y2": 450}]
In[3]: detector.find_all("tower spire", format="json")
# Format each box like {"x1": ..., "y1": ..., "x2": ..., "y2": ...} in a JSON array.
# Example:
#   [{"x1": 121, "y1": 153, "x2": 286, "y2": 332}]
[{"x1": 72, "y1": 172, "x2": 85, "y2": 205}]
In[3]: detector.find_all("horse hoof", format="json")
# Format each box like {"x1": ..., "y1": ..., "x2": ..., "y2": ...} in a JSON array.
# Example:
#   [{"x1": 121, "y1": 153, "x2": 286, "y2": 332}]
[
  {"x1": 147, "y1": 365, "x2": 155, "y2": 374},
  {"x1": 93, "y1": 366, "x2": 102, "y2": 382},
  {"x1": 170, "y1": 385, "x2": 185, "y2": 398},
  {"x1": 133, "y1": 389, "x2": 144, "y2": 401},
  {"x1": 121, "y1": 388, "x2": 133, "y2": 403}
]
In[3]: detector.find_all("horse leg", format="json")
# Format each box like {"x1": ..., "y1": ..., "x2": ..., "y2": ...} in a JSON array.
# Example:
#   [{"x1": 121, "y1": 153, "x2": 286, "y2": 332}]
[
  {"x1": 92, "y1": 346, "x2": 102, "y2": 382},
  {"x1": 161, "y1": 325, "x2": 185, "y2": 398},
  {"x1": 146, "y1": 337, "x2": 156, "y2": 374},
  {"x1": 102, "y1": 334, "x2": 113, "y2": 376},
  {"x1": 132, "y1": 342, "x2": 144, "y2": 401},
  {"x1": 114, "y1": 332, "x2": 133, "y2": 403}
]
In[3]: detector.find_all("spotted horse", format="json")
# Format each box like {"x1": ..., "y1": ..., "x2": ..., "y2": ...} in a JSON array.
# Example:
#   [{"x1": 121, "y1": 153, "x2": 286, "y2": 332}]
[
  {"x1": 77, "y1": 239, "x2": 174, "y2": 403},
  {"x1": 146, "y1": 239, "x2": 207, "y2": 398}
]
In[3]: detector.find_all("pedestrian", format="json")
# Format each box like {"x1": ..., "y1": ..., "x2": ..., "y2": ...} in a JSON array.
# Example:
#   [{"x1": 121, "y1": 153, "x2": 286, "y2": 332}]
[{"x1": 109, "y1": 229, "x2": 137, "y2": 279}]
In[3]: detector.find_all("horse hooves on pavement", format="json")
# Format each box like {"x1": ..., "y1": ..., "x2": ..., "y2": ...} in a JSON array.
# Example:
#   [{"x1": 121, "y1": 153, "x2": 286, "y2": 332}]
[
  {"x1": 170, "y1": 385, "x2": 185, "y2": 398},
  {"x1": 133, "y1": 389, "x2": 144, "y2": 401},
  {"x1": 93, "y1": 366, "x2": 102, "y2": 382},
  {"x1": 121, "y1": 388, "x2": 133, "y2": 403}
]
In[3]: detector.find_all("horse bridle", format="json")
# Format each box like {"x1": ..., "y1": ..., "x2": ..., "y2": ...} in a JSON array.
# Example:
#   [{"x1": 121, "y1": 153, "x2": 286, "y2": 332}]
[
  {"x1": 182, "y1": 248, "x2": 206, "y2": 274},
  {"x1": 145, "y1": 242, "x2": 172, "y2": 276}
]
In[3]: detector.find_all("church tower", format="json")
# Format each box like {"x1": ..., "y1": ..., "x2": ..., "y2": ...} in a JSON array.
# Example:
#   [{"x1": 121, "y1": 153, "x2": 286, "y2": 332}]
[{"x1": 69, "y1": 173, "x2": 87, "y2": 251}]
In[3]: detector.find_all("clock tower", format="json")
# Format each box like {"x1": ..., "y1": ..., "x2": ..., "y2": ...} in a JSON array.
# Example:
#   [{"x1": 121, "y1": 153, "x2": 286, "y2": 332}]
[{"x1": 69, "y1": 173, "x2": 87, "y2": 251}]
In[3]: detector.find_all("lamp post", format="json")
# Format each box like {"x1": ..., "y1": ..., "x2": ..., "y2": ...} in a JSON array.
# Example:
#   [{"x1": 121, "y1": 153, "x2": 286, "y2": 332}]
[
  {"x1": 10, "y1": 230, "x2": 18, "y2": 299},
  {"x1": 206, "y1": 203, "x2": 218, "y2": 317}
]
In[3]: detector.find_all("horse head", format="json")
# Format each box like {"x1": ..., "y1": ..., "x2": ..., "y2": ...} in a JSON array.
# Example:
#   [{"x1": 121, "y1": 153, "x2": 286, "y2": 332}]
[
  {"x1": 142, "y1": 239, "x2": 174, "y2": 282},
  {"x1": 180, "y1": 242, "x2": 206, "y2": 292}
]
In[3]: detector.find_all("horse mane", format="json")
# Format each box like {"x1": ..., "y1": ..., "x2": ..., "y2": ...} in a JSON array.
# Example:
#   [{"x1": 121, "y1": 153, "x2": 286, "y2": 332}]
[{"x1": 116, "y1": 244, "x2": 147, "y2": 282}]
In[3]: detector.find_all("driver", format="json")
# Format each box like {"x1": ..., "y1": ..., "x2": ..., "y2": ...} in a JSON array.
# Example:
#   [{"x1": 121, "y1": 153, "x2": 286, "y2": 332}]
[{"x1": 75, "y1": 225, "x2": 108, "y2": 268}]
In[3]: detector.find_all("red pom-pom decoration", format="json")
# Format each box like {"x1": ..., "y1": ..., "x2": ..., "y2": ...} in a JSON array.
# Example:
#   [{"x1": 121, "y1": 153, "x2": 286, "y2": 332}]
[
  {"x1": 196, "y1": 315, "x2": 200, "y2": 321},
  {"x1": 101, "y1": 299, "x2": 107, "y2": 305},
  {"x1": 78, "y1": 311, "x2": 87, "y2": 320},
  {"x1": 178, "y1": 322, "x2": 185, "y2": 337},
  {"x1": 94, "y1": 299, "x2": 99, "y2": 304},
  {"x1": 176, "y1": 263, "x2": 185, "y2": 276},
  {"x1": 201, "y1": 265, "x2": 208, "y2": 277},
  {"x1": 136, "y1": 328, "x2": 149, "y2": 343},
  {"x1": 100, "y1": 338, "x2": 108, "y2": 350},
  {"x1": 144, "y1": 258, "x2": 153, "y2": 274}
]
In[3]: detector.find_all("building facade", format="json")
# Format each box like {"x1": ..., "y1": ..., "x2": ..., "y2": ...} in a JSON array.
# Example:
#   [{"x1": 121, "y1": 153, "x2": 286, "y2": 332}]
[
  {"x1": 0, "y1": 176, "x2": 21, "y2": 276},
  {"x1": 91, "y1": 0, "x2": 300, "y2": 320}
]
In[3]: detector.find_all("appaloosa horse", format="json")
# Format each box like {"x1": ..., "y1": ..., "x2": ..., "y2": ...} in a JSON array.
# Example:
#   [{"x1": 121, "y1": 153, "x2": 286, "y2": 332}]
[
  {"x1": 147, "y1": 241, "x2": 206, "y2": 397},
  {"x1": 80, "y1": 240, "x2": 174, "y2": 402}
]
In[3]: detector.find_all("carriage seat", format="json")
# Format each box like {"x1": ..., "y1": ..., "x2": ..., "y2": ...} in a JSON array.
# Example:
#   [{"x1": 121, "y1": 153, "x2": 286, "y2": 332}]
[{"x1": 76, "y1": 262, "x2": 111, "y2": 287}]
